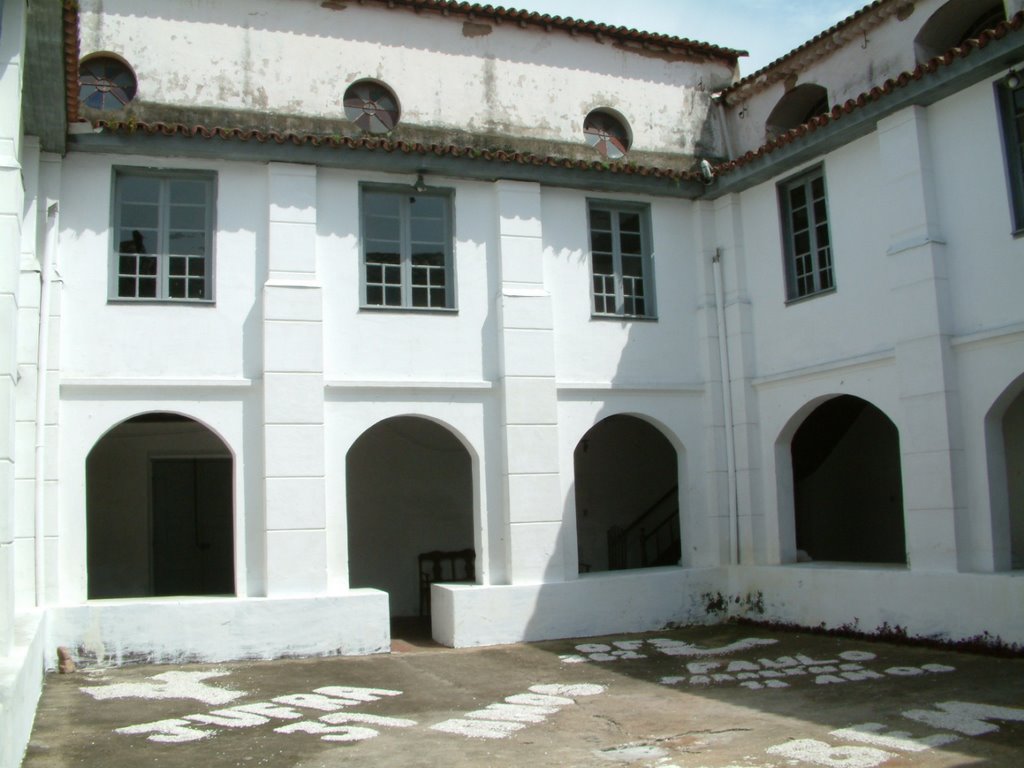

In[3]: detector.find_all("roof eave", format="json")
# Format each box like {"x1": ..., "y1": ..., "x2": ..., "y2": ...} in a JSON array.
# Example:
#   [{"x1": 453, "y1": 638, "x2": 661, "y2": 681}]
[
  {"x1": 705, "y1": 29, "x2": 1024, "y2": 199},
  {"x1": 65, "y1": 129, "x2": 709, "y2": 199}
]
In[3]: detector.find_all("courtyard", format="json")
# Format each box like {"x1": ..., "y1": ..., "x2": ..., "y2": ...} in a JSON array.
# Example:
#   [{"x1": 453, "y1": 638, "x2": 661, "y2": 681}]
[{"x1": 22, "y1": 623, "x2": 1024, "y2": 767}]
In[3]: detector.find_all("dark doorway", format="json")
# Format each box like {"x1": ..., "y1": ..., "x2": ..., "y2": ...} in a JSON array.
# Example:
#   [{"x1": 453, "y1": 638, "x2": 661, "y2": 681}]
[
  {"x1": 792, "y1": 396, "x2": 906, "y2": 564},
  {"x1": 574, "y1": 415, "x2": 680, "y2": 573},
  {"x1": 346, "y1": 416, "x2": 474, "y2": 618},
  {"x1": 1003, "y1": 388, "x2": 1024, "y2": 569},
  {"x1": 86, "y1": 414, "x2": 235, "y2": 599},
  {"x1": 151, "y1": 458, "x2": 234, "y2": 596}
]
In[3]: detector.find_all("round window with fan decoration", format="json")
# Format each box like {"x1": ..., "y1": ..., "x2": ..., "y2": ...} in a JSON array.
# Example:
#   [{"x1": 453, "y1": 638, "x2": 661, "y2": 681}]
[
  {"x1": 583, "y1": 109, "x2": 631, "y2": 160},
  {"x1": 343, "y1": 80, "x2": 401, "y2": 134},
  {"x1": 78, "y1": 55, "x2": 138, "y2": 110}
]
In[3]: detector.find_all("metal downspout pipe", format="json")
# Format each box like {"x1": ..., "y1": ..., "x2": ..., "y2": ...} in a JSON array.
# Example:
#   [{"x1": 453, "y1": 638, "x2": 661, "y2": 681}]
[
  {"x1": 35, "y1": 201, "x2": 58, "y2": 607},
  {"x1": 712, "y1": 248, "x2": 740, "y2": 566}
]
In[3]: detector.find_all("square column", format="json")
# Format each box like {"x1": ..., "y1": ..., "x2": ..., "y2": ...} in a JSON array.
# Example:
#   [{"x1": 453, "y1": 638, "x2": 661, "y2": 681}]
[
  {"x1": 0, "y1": 0, "x2": 26, "y2": 653},
  {"x1": 494, "y1": 181, "x2": 566, "y2": 583},
  {"x1": 263, "y1": 163, "x2": 327, "y2": 595},
  {"x1": 879, "y1": 107, "x2": 963, "y2": 572}
]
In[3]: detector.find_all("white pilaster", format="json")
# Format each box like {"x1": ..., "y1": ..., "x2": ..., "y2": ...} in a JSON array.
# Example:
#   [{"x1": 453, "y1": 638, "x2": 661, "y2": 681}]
[
  {"x1": 494, "y1": 181, "x2": 566, "y2": 583},
  {"x1": 879, "y1": 106, "x2": 963, "y2": 572},
  {"x1": 263, "y1": 163, "x2": 327, "y2": 595},
  {"x1": 0, "y1": 0, "x2": 27, "y2": 655}
]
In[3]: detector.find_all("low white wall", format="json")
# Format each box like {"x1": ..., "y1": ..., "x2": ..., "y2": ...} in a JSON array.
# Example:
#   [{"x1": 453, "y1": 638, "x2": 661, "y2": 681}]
[
  {"x1": 432, "y1": 567, "x2": 725, "y2": 648},
  {"x1": 0, "y1": 612, "x2": 45, "y2": 768},
  {"x1": 47, "y1": 590, "x2": 390, "y2": 667},
  {"x1": 730, "y1": 565, "x2": 1024, "y2": 646}
]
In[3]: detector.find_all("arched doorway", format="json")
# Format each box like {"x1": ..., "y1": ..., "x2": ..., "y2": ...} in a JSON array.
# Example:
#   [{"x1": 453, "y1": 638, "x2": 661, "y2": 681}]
[
  {"x1": 574, "y1": 415, "x2": 680, "y2": 573},
  {"x1": 86, "y1": 413, "x2": 235, "y2": 599},
  {"x1": 346, "y1": 416, "x2": 474, "y2": 618},
  {"x1": 791, "y1": 396, "x2": 906, "y2": 564}
]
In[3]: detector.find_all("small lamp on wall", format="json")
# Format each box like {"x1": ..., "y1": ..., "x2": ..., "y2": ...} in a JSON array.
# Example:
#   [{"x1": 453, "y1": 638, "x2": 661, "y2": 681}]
[
  {"x1": 1007, "y1": 68, "x2": 1021, "y2": 89},
  {"x1": 413, "y1": 173, "x2": 428, "y2": 193}
]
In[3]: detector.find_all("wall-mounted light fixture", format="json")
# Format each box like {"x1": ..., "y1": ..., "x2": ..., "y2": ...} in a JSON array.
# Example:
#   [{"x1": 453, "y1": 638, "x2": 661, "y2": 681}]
[
  {"x1": 413, "y1": 173, "x2": 428, "y2": 193},
  {"x1": 1007, "y1": 68, "x2": 1021, "y2": 89}
]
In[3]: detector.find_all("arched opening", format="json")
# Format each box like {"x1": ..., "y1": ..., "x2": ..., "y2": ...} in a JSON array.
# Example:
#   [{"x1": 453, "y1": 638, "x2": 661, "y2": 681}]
[
  {"x1": 86, "y1": 413, "x2": 234, "y2": 599},
  {"x1": 791, "y1": 396, "x2": 906, "y2": 564},
  {"x1": 346, "y1": 416, "x2": 474, "y2": 618},
  {"x1": 574, "y1": 415, "x2": 679, "y2": 573},
  {"x1": 988, "y1": 377, "x2": 1024, "y2": 570},
  {"x1": 766, "y1": 83, "x2": 829, "y2": 140},
  {"x1": 1005, "y1": 389, "x2": 1024, "y2": 568},
  {"x1": 914, "y1": 0, "x2": 1006, "y2": 63}
]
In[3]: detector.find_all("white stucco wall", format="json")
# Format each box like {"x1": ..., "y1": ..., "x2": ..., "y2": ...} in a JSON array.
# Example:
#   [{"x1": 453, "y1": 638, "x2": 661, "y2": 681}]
[{"x1": 76, "y1": 0, "x2": 732, "y2": 157}]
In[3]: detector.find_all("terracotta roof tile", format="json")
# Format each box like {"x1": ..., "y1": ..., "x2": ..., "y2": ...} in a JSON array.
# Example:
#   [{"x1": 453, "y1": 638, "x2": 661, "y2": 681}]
[
  {"x1": 63, "y1": 0, "x2": 80, "y2": 123},
  {"x1": 722, "y1": 0, "x2": 900, "y2": 99},
  {"x1": 350, "y1": 0, "x2": 745, "y2": 61},
  {"x1": 713, "y1": 12, "x2": 1024, "y2": 177},
  {"x1": 89, "y1": 119, "x2": 706, "y2": 182}
]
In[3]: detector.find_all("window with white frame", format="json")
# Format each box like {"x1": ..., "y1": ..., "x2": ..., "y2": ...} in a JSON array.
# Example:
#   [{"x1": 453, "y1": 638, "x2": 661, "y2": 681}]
[
  {"x1": 587, "y1": 201, "x2": 655, "y2": 318},
  {"x1": 361, "y1": 187, "x2": 454, "y2": 310},
  {"x1": 113, "y1": 170, "x2": 215, "y2": 301},
  {"x1": 779, "y1": 166, "x2": 835, "y2": 301},
  {"x1": 997, "y1": 75, "x2": 1024, "y2": 233}
]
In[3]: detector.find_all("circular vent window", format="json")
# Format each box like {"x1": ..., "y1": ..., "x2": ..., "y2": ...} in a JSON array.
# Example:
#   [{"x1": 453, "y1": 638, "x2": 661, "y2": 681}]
[
  {"x1": 79, "y1": 56, "x2": 138, "y2": 110},
  {"x1": 344, "y1": 81, "x2": 400, "y2": 134},
  {"x1": 584, "y1": 110, "x2": 631, "y2": 160}
]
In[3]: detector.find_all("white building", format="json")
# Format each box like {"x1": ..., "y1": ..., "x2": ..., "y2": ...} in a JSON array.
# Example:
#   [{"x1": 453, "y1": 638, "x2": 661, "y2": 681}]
[{"x1": 2, "y1": 0, "x2": 1022, "y2": 763}]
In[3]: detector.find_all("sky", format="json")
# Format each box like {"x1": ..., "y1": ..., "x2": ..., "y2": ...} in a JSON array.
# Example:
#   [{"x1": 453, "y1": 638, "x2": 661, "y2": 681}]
[{"x1": 498, "y1": 0, "x2": 865, "y2": 76}]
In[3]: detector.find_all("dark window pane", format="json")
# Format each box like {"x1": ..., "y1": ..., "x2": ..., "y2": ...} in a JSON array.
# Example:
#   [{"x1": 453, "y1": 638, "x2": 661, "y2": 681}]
[
  {"x1": 793, "y1": 207, "x2": 808, "y2": 232},
  {"x1": 139, "y1": 256, "x2": 158, "y2": 276},
  {"x1": 189, "y1": 281, "x2": 206, "y2": 299},
  {"x1": 789, "y1": 185, "x2": 806, "y2": 209},
  {"x1": 169, "y1": 278, "x2": 186, "y2": 298},
  {"x1": 590, "y1": 209, "x2": 611, "y2": 230},
  {"x1": 618, "y1": 212, "x2": 641, "y2": 233},
  {"x1": 430, "y1": 287, "x2": 446, "y2": 307},
  {"x1": 412, "y1": 286, "x2": 428, "y2": 307},
  {"x1": 411, "y1": 216, "x2": 444, "y2": 243},
  {"x1": 364, "y1": 192, "x2": 401, "y2": 218},
  {"x1": 121, "y1": 203, "x2": 159, "y2": 229},
  {"x1": 411, "y1": 248, "x2": 444, "y2": 265},
  {"x1": 169, "y1": 257, "x2": 187, "y2": 276},
  {"x1": 120, "y1": 229, "x2": 154, "y2": 254},
  {"x1": 190, "y1": 256, "x2": 206, "y2": 277},
  {"x1": 118, "y1": 277, "x2": 135, "y2": 297},
  {"x1": 622, "y1": 255, "x2": 643, "y2": 277},
  {"x1": 366, "y1": 285, "x2": 383, "y2": 305},
  {"x1": 118, "y1": 255, "x2": 135, "y2": 274},
  {"x1": 169, "y1": 205, "x2": 206, "y2": 230},
  {"x1": 620, "y1": 233, "x2": 642, "y2": 255},
  {"x1": 169, "y1": 232, "x2": 205, "y2": 255},
  {"x1": 119, "y1": 176, "x2": 160, "y2": 203},
  {"x1": 794, "y1": 232, "x2": 811, "y2": 256},
  {"x1": 384, "y1": 286, "x2": 401, "y2": 306},
  {"x1": 811, "y1": 176, "x2": 825, "y2": 199},
  {"x1": 593, "y1": 253, "x2": 614, "y2": 276},
  {"x1": 410, "y1": 196, "x2": 444, "y2": 218},
  {"x1": 365, "y1": 215, "x2": 400, "y2": 241},
  {"x1": 169, "y1": 179, "x2": 208, "y2": 205},
  {"x1": 366, "y1": 264, "x2": 382, "y2": 283},
  {"x1": 591, "y1": 232, "x2": 612, "y2": 253},
  {"x1": 138, "y1": 278, "x2": 157, "y2": 298},
  {"x1": 365, "y1": 247, "x2": 400, "y2": 265}
]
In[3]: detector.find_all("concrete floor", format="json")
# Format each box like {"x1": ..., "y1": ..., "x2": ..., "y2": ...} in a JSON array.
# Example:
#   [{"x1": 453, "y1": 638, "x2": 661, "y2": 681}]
[{"x1": 22, "y1": 623, "x2": 1024, "y2": 767}]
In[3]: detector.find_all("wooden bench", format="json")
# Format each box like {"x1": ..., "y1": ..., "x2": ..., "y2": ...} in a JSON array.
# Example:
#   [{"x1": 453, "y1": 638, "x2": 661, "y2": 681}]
[{"x1": 418, "y1": 549, "x2": 475, "y2": 616}]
